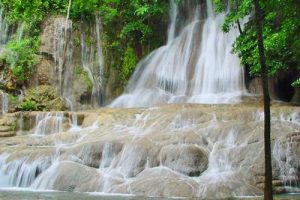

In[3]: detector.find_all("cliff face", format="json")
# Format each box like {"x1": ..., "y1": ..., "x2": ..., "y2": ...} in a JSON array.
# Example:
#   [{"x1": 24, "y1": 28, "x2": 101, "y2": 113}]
[{"x1": 31, "y1": 15, "x2": 121, "y2": 110}]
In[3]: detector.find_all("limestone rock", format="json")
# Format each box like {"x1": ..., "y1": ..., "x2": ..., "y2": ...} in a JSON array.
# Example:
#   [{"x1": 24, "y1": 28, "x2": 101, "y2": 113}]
[
  {"x1": 129, "y1": 167, "x2": 198, "y2": 197},
  {"x1": 0, "y1": 131, "x2": 16, "y2": 137},
  {"x1": 35, "y1": 56, "x2": 55, "y2": 86},
  {"x1": 160, "y1": 144, "x2": 208, "y2": 176},
  {"x1": 47, "y1": 161, "x2": 101, "y2": 192},
  {"x1": 114, "y1": 141, "x2": 160, "y2": 177},
  {"x1": 40, "y1": 16, "x2": 67, "y2": 57}
]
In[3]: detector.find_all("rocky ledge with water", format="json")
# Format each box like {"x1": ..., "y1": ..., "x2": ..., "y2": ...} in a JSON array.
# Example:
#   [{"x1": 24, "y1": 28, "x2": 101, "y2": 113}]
[{"x1": 0, "y1": 101, "x2": 299, "y2": 198}]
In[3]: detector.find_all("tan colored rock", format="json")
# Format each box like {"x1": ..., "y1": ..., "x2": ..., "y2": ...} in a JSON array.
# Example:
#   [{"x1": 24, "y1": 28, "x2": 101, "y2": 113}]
[
  {"x1": 160, "y1": 144, "x2": 208, "y2": 176},
  {"x1": 47, "y1": 161, "x2": 101, "y2": 192},
  {"x1": 129, "y1": 167, "x2": 198, "y2": 197},
  {"x1": 35, "y1": 56, "x2": 55, "y2": 86},
  {"x1": 0, "y1": 131, "x2": 16, "y2": 137},
  {"x1": 0, "y1": 126, "x2": 12, "y2": 132}
]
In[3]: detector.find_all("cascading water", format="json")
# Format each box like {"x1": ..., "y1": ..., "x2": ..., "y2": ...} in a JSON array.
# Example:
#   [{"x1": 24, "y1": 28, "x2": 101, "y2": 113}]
[
  {"x1": 273, "y1": 133, "x2": 300, "y2": 193},
  {"x1": 80, "y1": 14, "x2": 104, "y2": 107},
  {"x1": 0, "y1": 0, "x2": 299, "y2": 199},
  {"x1": 0, "y1": 90, "x2": 8, "y2": 114},
  {"x1": 52, "y1": 18, "x2": 75, "y2": 110},
  {"x1": 34, "y1": 113, "x2": 65, "y2": 136},
  {"x1": 111, "y1": 0, "x2": 245, "y2": 108},
  {"x1": 0, "y1": 8, "x2": 9, "y2": 53}
]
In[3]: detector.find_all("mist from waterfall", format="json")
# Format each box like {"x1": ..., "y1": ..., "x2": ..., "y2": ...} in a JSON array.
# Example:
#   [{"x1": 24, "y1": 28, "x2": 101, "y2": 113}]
[{"x1": 111, "y1": 0, "x2": 245, "y2": 108}]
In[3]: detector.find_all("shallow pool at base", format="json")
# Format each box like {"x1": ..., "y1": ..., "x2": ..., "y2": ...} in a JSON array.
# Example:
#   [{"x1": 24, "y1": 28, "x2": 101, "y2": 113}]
[{"x1": 0, "y1": 191, "x2": 299, "y2": 200}]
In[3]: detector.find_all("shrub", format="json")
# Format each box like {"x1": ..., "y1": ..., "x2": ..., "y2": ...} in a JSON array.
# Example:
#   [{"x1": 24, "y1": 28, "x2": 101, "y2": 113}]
[
  {"x1": 20, "y1": 100, "x2": 37, "y2": 111},
  {"x1": 120, "y1": 47, "x2": 138, "y2": 86},
  {"x1": 5, "y1": 38, "x2": 39, "y2": 84}
]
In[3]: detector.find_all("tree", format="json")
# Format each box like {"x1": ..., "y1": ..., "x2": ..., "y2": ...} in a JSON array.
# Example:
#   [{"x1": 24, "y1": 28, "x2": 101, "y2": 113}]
[
  {"x1": 253, "y1": 0, "x2": 273, "y2": 199},
  {"x1": 213, "y1": 0, "x2": 300, "y2": 198}
]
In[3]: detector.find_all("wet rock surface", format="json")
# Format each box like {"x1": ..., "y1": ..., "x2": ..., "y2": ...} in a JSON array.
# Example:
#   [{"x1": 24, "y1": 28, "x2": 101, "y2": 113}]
[
  {"x1": 0, "y1": 104, "x2": 299, "y2": 197},
  {"x1": 160, "y1": 144, "x2": 208, "y2": 176}
]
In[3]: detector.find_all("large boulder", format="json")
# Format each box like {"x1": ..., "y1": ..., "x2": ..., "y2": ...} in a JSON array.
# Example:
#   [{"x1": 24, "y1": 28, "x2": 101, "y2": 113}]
[
  {"x1": 33, "y1": 161, "x2": 101, "y2": 192},
  {"x1": 113, "y1": 140, "x2": 160, "y2": 177},
  {"x1": 160, "y1": 144, "x2": 208, "y2": 176},
  {"x1": 128, "y1": 167, "x2": 198, "y2": 197}
]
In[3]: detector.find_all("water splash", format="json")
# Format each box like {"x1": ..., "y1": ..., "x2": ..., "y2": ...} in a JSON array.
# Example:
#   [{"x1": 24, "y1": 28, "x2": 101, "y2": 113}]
[{"x1": 111, "y1": 0, "x2": 245, "y2": 108}]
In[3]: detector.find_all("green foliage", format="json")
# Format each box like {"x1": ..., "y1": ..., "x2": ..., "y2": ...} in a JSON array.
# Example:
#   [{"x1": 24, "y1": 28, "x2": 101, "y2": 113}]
[
  {"x1": 83, "y1": 72, "x2": 93, "y2": 91},
  {"x1": 292, "y1": 79, "x2": 300, "y2": 87},
  {"x1": 20, "y1": 100, "x2": 37, "y2": 111},
  {"x1": 10, "y1": 121, "x2": 18, "y2": 131},
  {"x1": 214, "y1": 0, "x2": 300, "y2": 84},
  {"x1": 4, "y1": 38, "x2": 38, "y2": 83},
  {"x1": 8, "y1": 94, "x2": 18, "y2": 105},
  {"x1": 75, "y1": 65, "x2": 93, "y2": 90},
  {"x1": 121, "y1": 47, "x2": 138, "y2": 85},
  {"x1": 0, "y1": 0, "x2": 169, "y2": 88},
  {"x1": 98, "y1": 0, "x2": 168, "y2": 86},
  {"x1": 99, "y1": 0, "x2": 168, "y2": 47},
  {"x1": 0, "y1": 0, "x2": 67, "y2": 36}
]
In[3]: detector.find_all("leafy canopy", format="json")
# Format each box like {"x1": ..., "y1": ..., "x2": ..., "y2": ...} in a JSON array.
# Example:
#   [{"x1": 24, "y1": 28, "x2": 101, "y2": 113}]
[{"x1": 214, "y1": 0, "x2": 300, "y2": 85}]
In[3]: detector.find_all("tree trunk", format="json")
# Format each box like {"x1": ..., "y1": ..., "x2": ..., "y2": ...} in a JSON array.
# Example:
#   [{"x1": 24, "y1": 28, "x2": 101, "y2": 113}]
[{"x1": 254, "y1": 0, "x2": 273, "y2": 200}]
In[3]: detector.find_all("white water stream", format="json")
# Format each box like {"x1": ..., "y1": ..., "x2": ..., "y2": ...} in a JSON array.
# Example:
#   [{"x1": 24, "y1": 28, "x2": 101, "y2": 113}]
[
  {"x1": 0, "y1": 90, "x2": 8, "y2": 114},
  {"x1": 80, "y1": 14, "x2": 104, "y2": 107},
  {"x1": 0, "y1": 8, "x2": 9, "y2": 53},
  {"x1": 52, "y1": 19, "x2": 75, "y2": 110},
  {"x1": 111, "y1": 0, "x2": 245, "y2": 108}
]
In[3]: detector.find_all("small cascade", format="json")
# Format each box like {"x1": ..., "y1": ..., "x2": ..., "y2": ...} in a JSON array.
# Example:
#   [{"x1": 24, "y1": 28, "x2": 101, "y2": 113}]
[
  {"x1": 0, "y1": 90, "x2": 9, "y2": 114},
  {"x1": 16, "y1": 22, "x2": 25, "y2": 41},
  {"x1": 0, "y1": 8, "x2": 9, "y2": 52},
  {"x1": 0, "y1": 153, "x2": 55, "y2": 188},
  {"x1": 111, "y1": 0, "x2": 245, "y2": 107},
  {"x1": 34, "y1": 113, "x2": 65, "y2": 136},
  {"x1": 273, "y1": 133, "x2": 300, "y2": 192},
  {"x1": 80, "y1": 14, "x2": 104, "y2": 107},
  {"x1": 52, "y1": 18, "x2": 75, "y2": 110}
]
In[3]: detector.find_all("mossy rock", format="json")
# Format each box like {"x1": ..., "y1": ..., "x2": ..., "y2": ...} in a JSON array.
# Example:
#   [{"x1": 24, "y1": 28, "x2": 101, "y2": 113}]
[{"x1": 23, "y1": 86, "x2": 66, "y2": 111}]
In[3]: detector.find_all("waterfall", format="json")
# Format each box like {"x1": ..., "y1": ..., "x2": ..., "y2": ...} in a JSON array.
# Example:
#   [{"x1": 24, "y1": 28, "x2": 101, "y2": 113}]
[
  {"x1": 111, "y1": 0, "x2": 245, "y2": 108},
  {"x1": 34, "y1": 113, "x2": 65, "y2": 136},
  {"x1": 80, "y1": 14, "x2": 104, "y2": 107},
  {"x1": 16, "y1": 22, "x2": 25, "y2": 41},
  {"x1": 52, "y1": 19, "x2": 74, "y2": 110},
  {"x1": 0, "y1": 90, "x2": 8, "y2": 114},
  {"x1": 0, "y1": 8, "x2": 9, "y2": 53},
  {"x1": 273, "y1": 135, "x2": 300, "y2": 192},
  {"x1": 0, "y1": 153, "x2": 55, "y2": 188}
]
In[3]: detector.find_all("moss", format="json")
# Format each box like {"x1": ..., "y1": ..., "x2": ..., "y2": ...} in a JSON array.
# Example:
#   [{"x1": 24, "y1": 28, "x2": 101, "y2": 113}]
[
  {"x1": 83, "y1": 73, "x2": 93, "y2": 91},
  {"x1": 10, "y1": 121, "x2": 18, "y2": 132},
  {"x1": 21, "y1": 85, "x2": 66, "y2": 111},
  {"x1": 120, "y1": 46, "x2": 138, "y2": 86},
  {"x1": 75, "y1": 65, "x2": 93, "y2": 91}
]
